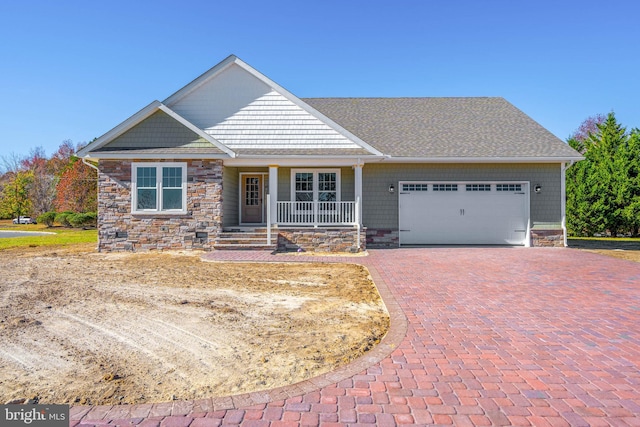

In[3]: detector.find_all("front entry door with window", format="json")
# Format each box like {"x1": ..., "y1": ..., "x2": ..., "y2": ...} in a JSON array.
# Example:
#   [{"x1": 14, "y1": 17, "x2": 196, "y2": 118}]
[{"x1": 241, "y1": 175, "x2": 263, "y2": 223}]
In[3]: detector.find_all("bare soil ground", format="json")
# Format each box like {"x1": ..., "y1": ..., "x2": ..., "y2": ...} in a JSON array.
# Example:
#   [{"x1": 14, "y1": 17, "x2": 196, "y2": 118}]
[{"x1": 0, "y1": 245, "x2": 389, "y2": 406}]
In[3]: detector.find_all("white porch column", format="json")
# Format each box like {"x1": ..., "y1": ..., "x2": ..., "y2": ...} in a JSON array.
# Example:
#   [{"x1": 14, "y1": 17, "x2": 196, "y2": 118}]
[
  {"x1": 269, "y1": 165, "x2": 278, "y2": 225},
  {"x1": 353, "y1": 161, "x2": 363, "y2": 225},
  {"x1": 561, "y1": 162, "x2": 567, "y2": 247}
]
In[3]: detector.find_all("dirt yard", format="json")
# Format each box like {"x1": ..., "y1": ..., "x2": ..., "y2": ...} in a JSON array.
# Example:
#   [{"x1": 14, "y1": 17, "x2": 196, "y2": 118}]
[{"x1": 0, "y1": 245, "x2": 389, "y2": 406}]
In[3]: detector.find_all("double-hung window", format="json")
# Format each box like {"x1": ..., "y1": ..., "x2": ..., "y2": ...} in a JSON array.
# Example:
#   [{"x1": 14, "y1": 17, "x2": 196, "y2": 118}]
[
  {"x1": 132, "y1": 162, "x2": 187, "y2": 214},
  {"x1": 291, "y1": 169, "x2": 340, "y2": 202}
]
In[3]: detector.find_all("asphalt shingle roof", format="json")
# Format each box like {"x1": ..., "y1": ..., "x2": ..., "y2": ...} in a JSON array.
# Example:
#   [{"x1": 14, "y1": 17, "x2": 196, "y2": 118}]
[{"x1": 304, "y1": 97, "x2": 581, "y2": 159}]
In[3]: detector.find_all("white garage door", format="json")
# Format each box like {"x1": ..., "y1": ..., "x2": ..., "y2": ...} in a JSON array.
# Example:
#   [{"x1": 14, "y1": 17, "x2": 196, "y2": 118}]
[{"x1": 399, "y1": 182, "x2": 529, "y2": 245}]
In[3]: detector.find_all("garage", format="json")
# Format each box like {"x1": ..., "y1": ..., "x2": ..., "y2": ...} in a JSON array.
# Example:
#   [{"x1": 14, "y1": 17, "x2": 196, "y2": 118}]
[{"x1": 398, "y1": 181, "x2": 529, "y2": 246}]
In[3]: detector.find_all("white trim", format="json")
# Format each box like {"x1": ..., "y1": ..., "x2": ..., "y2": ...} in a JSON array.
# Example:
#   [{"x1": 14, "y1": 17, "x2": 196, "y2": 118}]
[
  {"x1": 353, "y1": 162, "x2": 363, "y2": 225},
  {"x1": 131, "y1": 162, "x2": 187, "y2": 215},
  {"x1": 225, "y1": 157, "x2": 381, "y2": 167},
  {"x1": 81, "y1": 152, "x2": 229, "y2": 160},
  {"x1": 268, "y1": 166, "x2": 278, "y2": 226},
  {"x1": 290, "y1": 168, "x2": 341, "y2": 202},
  {"x1": 380, "y1": 156, "x2": 583, "y2": 163},
  {"x1": 561, "y1": 162, "x2": 567, "y2": 247},
  {"x1": 239, "y1": 172, "x2": 269, "y2": 225}
]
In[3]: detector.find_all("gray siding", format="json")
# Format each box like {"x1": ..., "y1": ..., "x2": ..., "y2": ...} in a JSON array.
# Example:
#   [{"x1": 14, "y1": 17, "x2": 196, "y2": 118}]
[
  {"x1": 278, "y1": 168, "x2": 291, "y2": 202},
  {"x1": 341, "y1": 167, "x2": 355, "y2": 201},
  {"x1": 362, "y1": 163, "x2": 561, "y2": 229},
  {"x1": 276, "y1": 167, "x2": 355, "y2": 202},
  {"x1": 99, "y1": 110, "x2": 206, "y2": 151},
  {"x1": 222, "y1": 166, "x2": 239, "y2": 227}
]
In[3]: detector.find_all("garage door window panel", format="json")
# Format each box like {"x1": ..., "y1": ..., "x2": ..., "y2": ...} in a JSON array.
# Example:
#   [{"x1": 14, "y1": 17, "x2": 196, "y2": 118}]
[
  {"x1": 466, "y1": 184, "x2": 491, "y2": 192},
  {"x1": 433, "y1": 184, "x2": 458, "y2": 191}
]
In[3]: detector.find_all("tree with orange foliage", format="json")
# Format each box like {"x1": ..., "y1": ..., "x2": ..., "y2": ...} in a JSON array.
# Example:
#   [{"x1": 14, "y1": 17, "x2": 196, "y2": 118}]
[{"x1": 53, "y1": 158, "x2": 97, "y2": 213}]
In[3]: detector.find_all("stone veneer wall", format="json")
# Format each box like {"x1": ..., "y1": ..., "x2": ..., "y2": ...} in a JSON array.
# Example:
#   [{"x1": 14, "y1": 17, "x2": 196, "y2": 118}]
[
  {"x1": 277, "y1": 227, "x2": 366, "y2": 253},
  {"x1": 367, "y1": 228, "x2": 567, "y2": 248},
  {"x1": 97, "y1": 159, "x2": 223, "y2": 252},
  {"x1": 366, "y1": 229, "x2": 399, "y2": 248},
  {"x1": 530, "y1": 229, "x2": 565, "y2": 247}
]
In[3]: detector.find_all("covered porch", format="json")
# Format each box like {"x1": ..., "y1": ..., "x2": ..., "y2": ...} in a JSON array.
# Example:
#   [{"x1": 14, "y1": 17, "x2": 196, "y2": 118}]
[{"x1": 219, "y1": 163, "x2": 366, "y2": 252}]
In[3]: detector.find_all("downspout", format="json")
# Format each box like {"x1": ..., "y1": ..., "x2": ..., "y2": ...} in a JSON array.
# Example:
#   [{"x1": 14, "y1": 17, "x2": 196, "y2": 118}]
[
  {"x1": 82, "y1": 157, "x2": 100, "y2": 251},
  {"x1": 561, "y1": 160, "x2": 576, "y2": 247},
  {"x1": 82, "y1": 157, "x2": 99, "y2": 172}
]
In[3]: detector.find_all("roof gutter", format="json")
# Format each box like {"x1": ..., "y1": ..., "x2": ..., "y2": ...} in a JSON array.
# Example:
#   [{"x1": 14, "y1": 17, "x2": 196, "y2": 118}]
[{"x1": 379, "y1": 156, "x2": 584, "y2": 164}]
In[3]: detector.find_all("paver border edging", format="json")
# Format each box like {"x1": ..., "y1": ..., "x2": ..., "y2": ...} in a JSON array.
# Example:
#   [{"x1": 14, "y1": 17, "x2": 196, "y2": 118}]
[{"x1": 70, "y1": 254, "x2": 408, "y2": 421}]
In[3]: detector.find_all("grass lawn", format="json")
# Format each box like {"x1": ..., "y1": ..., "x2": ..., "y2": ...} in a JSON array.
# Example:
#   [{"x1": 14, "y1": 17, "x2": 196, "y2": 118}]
[{"x1": 0, "y1": 220, "x2": 97, "y2": 251}]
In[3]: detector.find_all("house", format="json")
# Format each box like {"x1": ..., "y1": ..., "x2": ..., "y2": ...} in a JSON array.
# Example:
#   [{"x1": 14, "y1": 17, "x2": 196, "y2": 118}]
[{"x1": 77, "y1": 55, "x2": 582, "y2": 252}]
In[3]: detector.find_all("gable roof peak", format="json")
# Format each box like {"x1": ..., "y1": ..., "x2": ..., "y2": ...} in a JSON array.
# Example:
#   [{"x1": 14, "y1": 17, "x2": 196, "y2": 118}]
[{"x1": 163, "y1": 54, "x2": 268, "y2": 107}]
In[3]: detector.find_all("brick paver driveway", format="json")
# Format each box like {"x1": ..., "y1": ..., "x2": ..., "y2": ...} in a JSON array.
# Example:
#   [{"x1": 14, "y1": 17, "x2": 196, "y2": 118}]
[{"x1": 72, "y1": 248, "x2": 640, "y2": 426}]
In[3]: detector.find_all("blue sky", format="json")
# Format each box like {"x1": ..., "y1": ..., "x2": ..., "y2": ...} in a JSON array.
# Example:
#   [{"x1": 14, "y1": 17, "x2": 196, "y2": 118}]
[{"x1": 1, "y1": 0, "x2": 639, "y2": 158}]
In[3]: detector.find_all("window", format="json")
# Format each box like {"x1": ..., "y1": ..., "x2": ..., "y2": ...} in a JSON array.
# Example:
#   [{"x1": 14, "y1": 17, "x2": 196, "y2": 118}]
[
  {"x1": 402, "y1": 183, "x2": 428, "y2": 192},
  {"x1": 466, "y1": 184, "x2": 491, "y2": 192},
  {"x1": 245, "y1": 177, "x2": 260, "y2": 206},
  {"x1": 318, "y1": 172, "x2": 337, "y2": 201},
  {"x1": 433, "y1": 184, "x2": 458, "y2": 192},
  {"x1": 496, "y1": 184, "x2": 522, "y2": 192},
  {"x1": 291, "y1": 169, "x2": 340, "y2": 202},
  {"x1": 295, "y1": 172, "x2": 314, "y2": 202},
  {"x1": 132, "y1": 162, "x2": 187, "y2": 213}
]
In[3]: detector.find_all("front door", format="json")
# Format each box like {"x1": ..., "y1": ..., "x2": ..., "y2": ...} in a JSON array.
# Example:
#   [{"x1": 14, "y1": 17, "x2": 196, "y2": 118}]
[{"x1": 241, "y1": 175, "x2": 263, "y2": 223}]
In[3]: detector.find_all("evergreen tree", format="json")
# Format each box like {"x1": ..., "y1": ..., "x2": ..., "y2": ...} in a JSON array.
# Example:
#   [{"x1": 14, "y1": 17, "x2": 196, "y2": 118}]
[
  {"x1": 566, "y1": 113, "x2": 636, "y2": 236},
  {"x1": 618, "y1": 129, "x2": 640, "y2": 235}
]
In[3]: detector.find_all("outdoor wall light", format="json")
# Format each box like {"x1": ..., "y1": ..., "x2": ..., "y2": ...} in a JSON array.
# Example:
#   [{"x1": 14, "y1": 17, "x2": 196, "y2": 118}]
[
  {"x1": 534, "y1": 184, "x2": 542, "y2": 194},
  {"x1": 388, "y1": 184, "x2": 395, "y2": 193}
]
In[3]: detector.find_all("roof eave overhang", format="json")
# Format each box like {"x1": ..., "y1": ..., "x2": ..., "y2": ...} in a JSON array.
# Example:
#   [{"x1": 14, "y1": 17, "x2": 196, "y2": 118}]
[
  {"x1": 79, "y1": 152, "x2": 231, "y2": 161},
  {"x1": 380, "y1": 156, "x2": 584, "y2": 163},
  {"x1": 225, "y1": 155, "x2": 383, "y2": 167}
]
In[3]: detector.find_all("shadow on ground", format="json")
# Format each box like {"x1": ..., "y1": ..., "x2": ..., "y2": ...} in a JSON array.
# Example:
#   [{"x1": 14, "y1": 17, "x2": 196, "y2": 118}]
[{"x1": 567, "y1": 238, "x2": 640, "y2": 250}]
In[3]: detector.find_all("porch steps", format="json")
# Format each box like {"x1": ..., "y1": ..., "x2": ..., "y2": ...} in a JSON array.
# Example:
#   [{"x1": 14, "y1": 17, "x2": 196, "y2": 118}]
[{"x1": 213, "y1": 228, "x2": 277, "y2": 251}]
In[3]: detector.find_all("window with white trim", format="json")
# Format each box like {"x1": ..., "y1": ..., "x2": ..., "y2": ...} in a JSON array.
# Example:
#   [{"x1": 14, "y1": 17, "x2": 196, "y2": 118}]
[
  {"x1": 291, "y1": 169, "x2": 340, "y2": 202},
  {"x1": 132, "y1": 162, "x2": 187, "y2": 213}
]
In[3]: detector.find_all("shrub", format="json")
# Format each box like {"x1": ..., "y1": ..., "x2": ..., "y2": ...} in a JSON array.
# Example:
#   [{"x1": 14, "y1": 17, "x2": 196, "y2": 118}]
[
  {"x1": 37, "y1": 211, "x2": 57, "y2": 227},
  {"x1": 68, "y1": 212, "x2": 97, "y2": 228},
  {"x1": 54, "y1": 211, "x2": 74, "y2": 227}
]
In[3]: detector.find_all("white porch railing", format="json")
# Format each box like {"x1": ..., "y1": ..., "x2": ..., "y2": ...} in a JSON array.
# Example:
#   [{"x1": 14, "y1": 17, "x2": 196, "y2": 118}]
[{"x1": 277, "y1": 201, "x2": 358, "y2": 226}]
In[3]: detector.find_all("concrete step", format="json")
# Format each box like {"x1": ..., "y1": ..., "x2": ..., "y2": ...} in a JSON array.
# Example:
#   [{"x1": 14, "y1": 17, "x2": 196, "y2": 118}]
[{"x1": 214, "y1": 229, "x2": 276, "y2": 250}]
